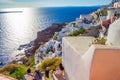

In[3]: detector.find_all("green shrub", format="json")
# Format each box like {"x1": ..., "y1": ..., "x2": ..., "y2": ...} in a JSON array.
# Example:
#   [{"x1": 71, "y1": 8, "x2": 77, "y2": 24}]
[
  {"x1": 93, "y1": 37, "x2": 107, "y2": 45},
  {"x1": 68, "y1": 27, "x2": 85, "y2": 36},
  {"x1": 38, "y1": 57, "x2": 62, "y2": 71},
  {"x1": 0, "y1": 63, "x2": 30, "y2": 79},
  {"x1": 0, "y1": 64, "x2": 18, "y2": 75},
  {"x1": 72, "y1": 30, "x2": 80, "y2": 36},
  {"x1": 78, "y1": 27, "x2": 86, "y2": 34},
  {"x1": 10, "y1": 65, "x2": 26, "y2": 79},
  {"x1": 25, "y1": 56, "x2": 35, "y2": 67},
  {"x1": 98, "y1": 9, "x2": 108, "y2": 16},
  {"x1": 0, "y1": 55, "x2": 35, "y2": 79}
]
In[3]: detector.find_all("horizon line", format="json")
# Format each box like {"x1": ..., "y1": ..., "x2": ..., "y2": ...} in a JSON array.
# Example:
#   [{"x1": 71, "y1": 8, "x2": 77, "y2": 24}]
[{"x1": 0, "y1": 5, "x2": 103, "y2": 9}]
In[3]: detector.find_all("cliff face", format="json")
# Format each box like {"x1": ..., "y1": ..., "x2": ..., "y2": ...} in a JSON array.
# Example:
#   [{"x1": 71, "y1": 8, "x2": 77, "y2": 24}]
[{"x1": 26, "y1": 23, "x2": 65, "y2": 55}]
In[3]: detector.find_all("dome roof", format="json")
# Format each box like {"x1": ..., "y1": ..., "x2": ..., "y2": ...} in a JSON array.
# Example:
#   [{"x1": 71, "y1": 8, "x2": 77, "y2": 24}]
[{"x1": 106, "y1": 18, "x2": 120, "y2": 46}]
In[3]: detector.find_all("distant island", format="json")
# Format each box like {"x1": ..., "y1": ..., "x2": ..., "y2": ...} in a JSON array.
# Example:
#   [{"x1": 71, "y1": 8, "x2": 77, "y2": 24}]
[{"x1": 0, "y1": 11, "x2": 23, "y2": 14}]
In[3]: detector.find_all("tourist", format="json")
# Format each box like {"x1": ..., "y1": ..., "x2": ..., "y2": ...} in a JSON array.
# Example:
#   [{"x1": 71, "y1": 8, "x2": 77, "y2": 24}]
[
  {"x1": 53, "y1": 63, "x2": 65, "y2": 80},
  {"x1": 23, "y1": 68, "x2": 34, "y2": 80},
  {"x1": 45, "y1": 67, "x2": 53, "y2": 80},
  {"x1": 34, "y1": 68, "x2": 42, "y2": 80},
  {"x1": 59, "y1": 63, "x2": 64, "y2": 72}
]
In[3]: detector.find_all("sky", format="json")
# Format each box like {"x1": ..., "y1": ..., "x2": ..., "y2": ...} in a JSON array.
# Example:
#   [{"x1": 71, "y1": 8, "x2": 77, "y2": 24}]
[{"x1": 0, "y1": 0, "x2": 112, "y2": 8}]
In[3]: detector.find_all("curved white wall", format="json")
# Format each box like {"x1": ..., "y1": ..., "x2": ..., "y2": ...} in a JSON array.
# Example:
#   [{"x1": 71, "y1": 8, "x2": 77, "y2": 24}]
[{"x1": 106, "y1": 18, "x2": 120, "y2": 46}]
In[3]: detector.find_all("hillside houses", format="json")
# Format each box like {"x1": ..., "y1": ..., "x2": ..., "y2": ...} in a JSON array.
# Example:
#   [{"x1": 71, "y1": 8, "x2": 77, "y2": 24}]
[{"x1": 62, "y1": 1, "x2": 120, "y2": 80}]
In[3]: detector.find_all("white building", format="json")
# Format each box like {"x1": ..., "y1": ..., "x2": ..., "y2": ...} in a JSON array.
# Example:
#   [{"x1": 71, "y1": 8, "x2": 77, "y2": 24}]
[
  {"x1": 34, "y1": 53, "x2": 43, "y2": 64},
  {"x1": 62, "y1": 36, "x2": 120, "y2": 80},
  {"x1": 114, "y1": 1, "x2": 120, "y2": 8},
  {"x1": 107, "y1": 1, "x2": 120, "y2": 19},
  {"x1": 99, "y1": 16, "x2": 106, "y2": 21},
  {"x1": 107, "y1": 7, "x2": 120, "y2": 19},
  {"x1": 62, "y1": 36, "x2": 94, "y2": 80},
  {"x1": 106, "y1": 18, "x2": 120, "y2": 46},
  {"x1": 79, "y1": 14, "x2": 93, "y2": 22}
]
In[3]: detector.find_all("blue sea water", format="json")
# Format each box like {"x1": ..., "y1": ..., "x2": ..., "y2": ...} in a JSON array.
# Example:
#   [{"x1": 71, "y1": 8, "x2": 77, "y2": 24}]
[{"x1": 0, "y1": 6, "x2": 100, "y2": 67}]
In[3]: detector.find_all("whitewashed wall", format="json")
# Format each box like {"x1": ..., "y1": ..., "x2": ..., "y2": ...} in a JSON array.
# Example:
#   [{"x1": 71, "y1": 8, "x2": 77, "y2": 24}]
[
  {"x1": 62, "y1": 37, "x2": 95, "y2": 80},
  {"x1": 106, "y1": 18, "x2": 120, "y2": 46}
]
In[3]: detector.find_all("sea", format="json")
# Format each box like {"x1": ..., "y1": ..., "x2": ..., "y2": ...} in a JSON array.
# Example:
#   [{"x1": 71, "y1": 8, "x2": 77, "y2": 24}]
[{"x1": 0, "y1": 6, "x2": 100, "y2": 67}]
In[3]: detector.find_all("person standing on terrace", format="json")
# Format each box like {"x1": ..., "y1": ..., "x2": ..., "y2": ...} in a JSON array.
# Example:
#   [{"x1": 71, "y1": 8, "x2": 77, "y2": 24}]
[
  {"x1": 53, "y1": 63, "x2": 66, "y2": 80},
  {"x1": 34, "y1": 68, "x2": 42, "y2": 80},
  {"x1": 23, "y1": 68, "x2": 34, "y2": 80},
  {"x1": 44, "y1": 67, "x2": 53, "y2": 80}
]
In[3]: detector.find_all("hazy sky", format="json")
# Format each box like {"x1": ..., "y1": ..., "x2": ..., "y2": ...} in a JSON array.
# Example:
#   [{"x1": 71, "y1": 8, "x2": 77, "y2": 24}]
[{"x1": 0, "y1": 0, "x2": 112, "y2": 8}]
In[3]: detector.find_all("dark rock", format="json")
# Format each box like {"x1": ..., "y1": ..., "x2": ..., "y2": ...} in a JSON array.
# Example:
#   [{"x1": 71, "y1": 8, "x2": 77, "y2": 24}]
[
  {"x1": 82, "y1": 24, "x2": 102, "y2": 38},
  {"x1": 19, "y1": 57, "x2": 29, "y2": 65}
]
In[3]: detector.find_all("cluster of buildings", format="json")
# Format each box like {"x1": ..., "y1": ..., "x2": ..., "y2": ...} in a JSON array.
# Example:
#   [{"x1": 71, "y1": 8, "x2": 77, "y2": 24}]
[
  {"x1": 62, "y1": 0, "x2": 120, "y2": 80},
  {"x1": 34, "y1": 19, "x2": 87, "y2": 65},
  {"x1": 34, "y1": 0, "x2": 120, "y2": 80}
]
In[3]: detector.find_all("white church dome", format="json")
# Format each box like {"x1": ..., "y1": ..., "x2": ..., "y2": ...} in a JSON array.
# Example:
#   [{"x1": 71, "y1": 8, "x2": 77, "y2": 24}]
[{"x1": 106, "y1": 18, "x2": 120, "y2": 46}]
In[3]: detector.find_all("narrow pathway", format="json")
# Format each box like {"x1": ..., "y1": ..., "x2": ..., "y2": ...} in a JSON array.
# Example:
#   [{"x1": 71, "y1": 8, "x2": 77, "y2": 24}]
[{"x1": 0, "y1": 74, "x2": 17, "y2": 80}]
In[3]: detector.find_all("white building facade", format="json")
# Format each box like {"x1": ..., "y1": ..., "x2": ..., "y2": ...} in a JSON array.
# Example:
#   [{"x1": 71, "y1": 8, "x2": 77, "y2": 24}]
[
  {"x1": 106, "y1": 18, "x2": 120, "y2": 46},
  {"x1": 107, "y1": 7, "x2": 120, "y2": 19}
]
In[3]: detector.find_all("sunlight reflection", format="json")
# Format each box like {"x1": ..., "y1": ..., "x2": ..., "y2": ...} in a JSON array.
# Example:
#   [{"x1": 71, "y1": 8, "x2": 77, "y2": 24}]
[
  {"x1": 5, "y1": 8, "x2": 36, "y2": 42},
  {"x1": 3, "y1": 8, "x2": 38, "y2": 58}
]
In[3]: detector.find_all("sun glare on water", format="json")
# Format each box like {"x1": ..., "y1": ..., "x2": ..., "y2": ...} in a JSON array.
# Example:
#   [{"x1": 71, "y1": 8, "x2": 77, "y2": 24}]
[{"x1": 1, "y1": 8, "x2": 38, "y2": 59}]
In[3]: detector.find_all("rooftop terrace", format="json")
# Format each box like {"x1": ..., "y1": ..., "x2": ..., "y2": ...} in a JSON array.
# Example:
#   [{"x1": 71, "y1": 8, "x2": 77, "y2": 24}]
[{"x1": 62, "y1": 36, "x2": 120, "y2": 80}]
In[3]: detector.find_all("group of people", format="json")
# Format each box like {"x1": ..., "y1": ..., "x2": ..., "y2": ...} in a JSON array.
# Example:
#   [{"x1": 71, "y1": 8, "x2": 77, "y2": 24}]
[
  {"x1": 53, "y1": 63, "x2": 65, "y2": 80},
  {"x1": 23, "y1": 63, "x2": 65, "y2": 80},
  {"x1": 44, "y1": 63, "x2": 65, "y2": 80},
  {"x1": 23, "y1": 68, "x2": 42, "y2": 80}
]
